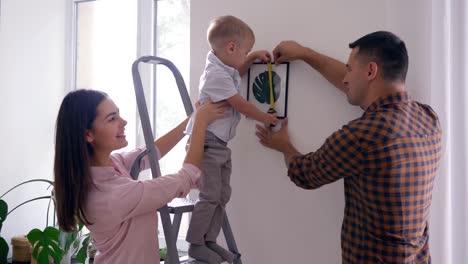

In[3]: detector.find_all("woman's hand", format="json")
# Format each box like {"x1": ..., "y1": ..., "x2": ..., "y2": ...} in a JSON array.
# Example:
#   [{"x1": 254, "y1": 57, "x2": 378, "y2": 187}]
[
  {"x1": 184, "y1": 100, "x2": 229, "y2": 168},
  {"x1": 194, "y1": 99, "x2": 229, "y2": 126}
]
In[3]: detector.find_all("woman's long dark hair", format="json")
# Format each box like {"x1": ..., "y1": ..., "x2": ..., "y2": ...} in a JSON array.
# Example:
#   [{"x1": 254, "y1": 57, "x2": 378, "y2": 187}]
[{"x1": 54, "y1": 89, "x2": 107, "y2": 232}]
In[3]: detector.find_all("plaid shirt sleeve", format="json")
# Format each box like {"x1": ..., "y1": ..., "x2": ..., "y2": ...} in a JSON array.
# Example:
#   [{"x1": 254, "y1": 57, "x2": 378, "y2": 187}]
[{"x1": 288, "y1": 120, "x2": 363, "y2": 189}]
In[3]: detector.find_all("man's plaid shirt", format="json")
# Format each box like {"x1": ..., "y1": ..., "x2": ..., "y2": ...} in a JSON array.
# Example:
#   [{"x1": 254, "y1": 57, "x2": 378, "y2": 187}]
[{"x1": 288, "y1": 92, "x2": 442, "y2": 263}]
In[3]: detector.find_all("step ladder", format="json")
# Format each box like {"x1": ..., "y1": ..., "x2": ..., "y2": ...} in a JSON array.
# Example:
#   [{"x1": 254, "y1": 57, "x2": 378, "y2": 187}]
[{"x1": 131, "y1": 56, "x2": 243, "y2": 264}]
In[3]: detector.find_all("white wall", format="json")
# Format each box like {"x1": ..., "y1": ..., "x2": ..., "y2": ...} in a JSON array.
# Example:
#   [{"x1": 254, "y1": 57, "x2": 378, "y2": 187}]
[
  {"x1": 383, "y1": 1, "x2": 432, "y2": 103},
  {"x1": 0, "y1": 0, "x2": 69, "y2": 257},
  {"x1": 191, "y1": 1, "x2": 434, "y2": 263}
]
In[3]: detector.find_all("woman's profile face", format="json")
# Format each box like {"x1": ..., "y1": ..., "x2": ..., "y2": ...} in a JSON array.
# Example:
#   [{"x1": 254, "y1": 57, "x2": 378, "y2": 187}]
[{"x1": 85, "y1": 98, "x2": 128, "y2": 154}]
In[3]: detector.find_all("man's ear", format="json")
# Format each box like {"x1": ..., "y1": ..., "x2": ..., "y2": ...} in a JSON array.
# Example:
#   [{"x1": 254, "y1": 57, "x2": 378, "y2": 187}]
[
  {"x1": 367, "y1": 62, "x2": 379, "y2": 80},
  {"x1": 85, "y1": 129, "x2": 94, "y2": 144}
]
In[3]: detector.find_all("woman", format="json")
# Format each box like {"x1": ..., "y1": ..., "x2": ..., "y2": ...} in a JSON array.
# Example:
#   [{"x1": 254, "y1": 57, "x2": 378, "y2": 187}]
[{"x1": 53, "y1": 89, "x2": 227, "y2": 263}]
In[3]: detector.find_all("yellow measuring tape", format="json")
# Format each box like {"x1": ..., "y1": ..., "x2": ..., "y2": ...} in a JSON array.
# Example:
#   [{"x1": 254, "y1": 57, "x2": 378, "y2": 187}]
[{"x1": 267, "y1": 62, "x2": 275, "y2": 110}]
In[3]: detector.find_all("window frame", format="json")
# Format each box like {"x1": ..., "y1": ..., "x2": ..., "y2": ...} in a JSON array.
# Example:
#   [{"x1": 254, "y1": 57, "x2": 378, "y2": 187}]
[{"x1": 70, "y1": 0, "x2": 192, "y2": 250}]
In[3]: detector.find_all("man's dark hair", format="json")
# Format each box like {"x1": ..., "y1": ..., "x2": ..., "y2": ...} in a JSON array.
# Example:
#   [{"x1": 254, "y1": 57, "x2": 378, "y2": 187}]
[{"x1": 349, "y1": 31, "x2": 408, "y2": 82}]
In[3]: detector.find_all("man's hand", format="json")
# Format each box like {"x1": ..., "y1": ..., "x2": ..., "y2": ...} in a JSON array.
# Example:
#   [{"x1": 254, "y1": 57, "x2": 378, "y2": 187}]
[
  {"x1": 273, "y1": 41, "x2": 308, "y2": 64},
  {"x1": 255, "y1": 118, "x2": 290, "y2": 152},
  {"x1": 255, "y1": 118, "x2": 302, "y2": 166}
]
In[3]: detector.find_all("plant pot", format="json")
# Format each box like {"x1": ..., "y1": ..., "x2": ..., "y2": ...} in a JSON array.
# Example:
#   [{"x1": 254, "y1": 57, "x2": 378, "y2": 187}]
[{"x1": 10, "y1": 235, "x2": 32, "y2": 262}]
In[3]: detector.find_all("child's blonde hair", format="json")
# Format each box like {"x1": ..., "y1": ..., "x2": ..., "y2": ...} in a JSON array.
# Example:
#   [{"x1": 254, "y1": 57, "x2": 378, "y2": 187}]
[{"x1": 207, "y1": 15, "x2": 255, "y2": 50}]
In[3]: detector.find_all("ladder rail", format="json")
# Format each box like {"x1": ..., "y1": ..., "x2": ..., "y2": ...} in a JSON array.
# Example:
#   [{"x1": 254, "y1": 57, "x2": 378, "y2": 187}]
[
  {"x1": 131, "y1": 56, "x2": 242, "y2": 264},
  {"x1": 132, "y1": 56, "x2": 193, "y2": 264},
  {"x1": 222, "y1": 211, "x2": 242, "y2": 263}
]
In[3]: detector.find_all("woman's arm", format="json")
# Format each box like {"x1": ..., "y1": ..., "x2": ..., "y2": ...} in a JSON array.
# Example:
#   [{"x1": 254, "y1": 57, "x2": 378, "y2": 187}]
[{"x1": 153, "y1": 116, "x2": 190, "y2": 158}]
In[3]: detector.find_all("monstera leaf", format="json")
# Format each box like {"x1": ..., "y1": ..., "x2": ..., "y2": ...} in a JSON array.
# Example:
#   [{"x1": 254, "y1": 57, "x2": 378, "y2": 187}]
[
  {"x1": 253, "y1": 70, "x2": 281, "y2": 104},
  {"x1": 28, "y1": 226, "x2": 64, "y2": 264},
  {"x1": 75, "y1": 233, "x2": 91, "y2": 263}
]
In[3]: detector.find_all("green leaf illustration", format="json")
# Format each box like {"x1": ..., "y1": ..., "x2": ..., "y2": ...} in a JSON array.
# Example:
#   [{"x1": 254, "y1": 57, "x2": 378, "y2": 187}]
[
  {"x1": 252, "y1": 70, "x2": 281, "y2": 104},
  {"x1": 28, "y1": 227, "x2": 64, "y2": 264}
]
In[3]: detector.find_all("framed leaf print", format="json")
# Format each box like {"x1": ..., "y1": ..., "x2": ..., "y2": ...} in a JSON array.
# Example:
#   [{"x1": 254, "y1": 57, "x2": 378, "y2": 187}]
[{"x1": 247, "y1": 62, "x2": 290, "y2": 118}]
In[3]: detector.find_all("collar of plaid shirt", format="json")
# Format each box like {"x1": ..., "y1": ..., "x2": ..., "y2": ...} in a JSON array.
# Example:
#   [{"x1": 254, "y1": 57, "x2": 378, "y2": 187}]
[{"x1": 366, "y1": 91, "x2": 410, "y2": 112}]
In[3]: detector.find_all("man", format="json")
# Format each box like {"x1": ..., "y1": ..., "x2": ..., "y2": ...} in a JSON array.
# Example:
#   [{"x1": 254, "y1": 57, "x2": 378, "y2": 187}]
[{"x1": 256, "y1": 31, "x2": 442, "y2": 263}]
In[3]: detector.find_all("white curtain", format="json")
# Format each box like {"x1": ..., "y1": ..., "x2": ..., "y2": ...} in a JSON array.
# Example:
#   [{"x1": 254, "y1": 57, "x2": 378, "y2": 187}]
[{"x1": 429, "y1": 0, "x2": 468, "y2": 263}]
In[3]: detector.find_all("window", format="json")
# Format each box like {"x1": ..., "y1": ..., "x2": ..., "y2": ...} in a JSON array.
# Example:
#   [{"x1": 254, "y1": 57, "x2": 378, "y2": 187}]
[
  {"x1": 73, "y1": 0, "x2": 138, "y2": 151},
  {"x1": 73, "y1": 0, "x2": 191, "y2": 247},
  {"x1": 154, "y1": 0, "x2": 191, "y2": 247},
  {"x1": 154, "y1": 0, "x2": 190, "y2": 176}
]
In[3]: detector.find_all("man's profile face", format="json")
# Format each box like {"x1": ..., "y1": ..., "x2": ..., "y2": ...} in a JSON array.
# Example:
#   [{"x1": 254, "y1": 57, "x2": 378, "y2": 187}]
[{"x1": 342, "y1": 48, "x2": 369, "y2": 107}]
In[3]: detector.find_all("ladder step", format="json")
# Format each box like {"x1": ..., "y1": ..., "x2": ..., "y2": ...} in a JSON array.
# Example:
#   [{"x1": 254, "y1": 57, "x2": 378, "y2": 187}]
[
  {"x1": 177, "y1": 253, "x2": 242, "y2": 264},
  {"x1": 160, "y1": 253, "x2": 241, "y2": 264},
  {"x1": 159, "y1": 255, "x2": 207, "y2": 264},
  {"x1": 167, "y1": 197, "x2": 196, "y2": 214},
  {"x1": 181, "y1": 259, "x2": 231, "y2": 264},
  {"x1": 182, "y1": 260, "x2": 207, "y2": 264}
]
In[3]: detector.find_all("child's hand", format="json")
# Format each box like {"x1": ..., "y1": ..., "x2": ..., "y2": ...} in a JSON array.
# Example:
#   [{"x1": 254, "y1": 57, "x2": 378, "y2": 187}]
[
  {"x1": 264, "y1": 113, "x2": 278, "y2": 127},
  {"x1": 249, "y1": 50, "x2": 272, "y2": 63}
]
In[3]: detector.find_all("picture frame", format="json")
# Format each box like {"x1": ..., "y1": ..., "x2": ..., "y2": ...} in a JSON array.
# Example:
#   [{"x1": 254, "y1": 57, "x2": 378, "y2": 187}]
[{"x1": 247, "y1": 62, "x2": 290, "y2": 118}]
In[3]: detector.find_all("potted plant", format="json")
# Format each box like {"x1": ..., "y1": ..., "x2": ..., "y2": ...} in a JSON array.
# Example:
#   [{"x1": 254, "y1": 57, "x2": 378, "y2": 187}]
[{"x1": 0, "y1": 180, "x2": 91, "y2": 264}]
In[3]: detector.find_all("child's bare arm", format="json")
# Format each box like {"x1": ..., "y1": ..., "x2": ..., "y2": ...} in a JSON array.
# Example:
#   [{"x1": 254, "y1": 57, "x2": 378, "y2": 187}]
[
  {"x1": 238, "y1": 50, "x2": 271, "y2": 76},
  {"x1": 226, "y1": 94, "x2": 277, "y2": 126}
]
